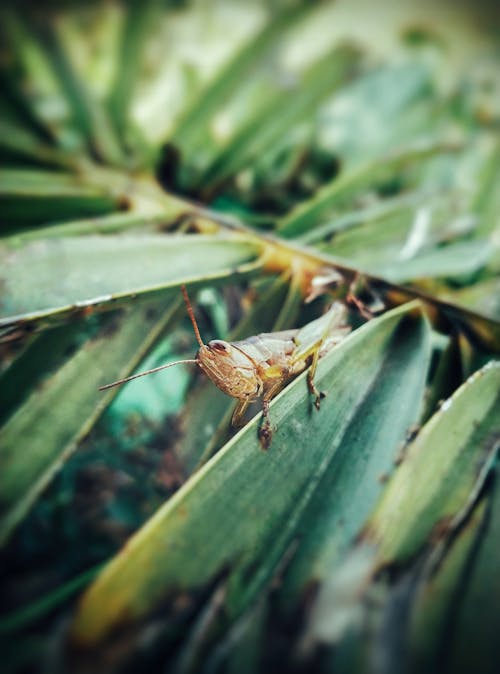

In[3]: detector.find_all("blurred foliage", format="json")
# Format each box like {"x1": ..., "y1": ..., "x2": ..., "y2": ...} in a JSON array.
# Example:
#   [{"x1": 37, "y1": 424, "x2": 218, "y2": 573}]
[{"x1": 0, "y1": 1, "x2": 499, "y2": 673}]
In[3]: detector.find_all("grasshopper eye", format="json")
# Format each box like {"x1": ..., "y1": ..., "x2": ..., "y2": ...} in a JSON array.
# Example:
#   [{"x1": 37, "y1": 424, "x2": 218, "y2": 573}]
[{"x1": 210, "y1": 340, "x2": 230, "y2": 353}]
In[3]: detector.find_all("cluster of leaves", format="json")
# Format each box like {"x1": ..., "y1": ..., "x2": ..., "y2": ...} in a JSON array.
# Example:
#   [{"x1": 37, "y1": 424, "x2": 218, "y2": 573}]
[{"x1": 1, "y1": 2, "x2": 500, "y2": 673}]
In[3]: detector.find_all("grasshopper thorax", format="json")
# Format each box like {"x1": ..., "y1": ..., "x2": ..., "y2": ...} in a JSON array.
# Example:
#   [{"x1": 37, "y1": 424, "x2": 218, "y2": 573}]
[{"x1": 197, "y1": 340, "x2": 262, "y2": 400}]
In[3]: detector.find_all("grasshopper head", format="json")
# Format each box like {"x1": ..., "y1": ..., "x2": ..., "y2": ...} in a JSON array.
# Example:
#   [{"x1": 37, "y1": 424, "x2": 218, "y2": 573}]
[{"x1": 198, "y1": 340, "x2": 262, "y2": 400}]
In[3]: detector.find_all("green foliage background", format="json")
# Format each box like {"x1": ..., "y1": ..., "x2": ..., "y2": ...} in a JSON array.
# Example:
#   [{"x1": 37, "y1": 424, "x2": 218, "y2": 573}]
[{"x1": 0, "y1": 1, "x2": 499, "y2": 673}]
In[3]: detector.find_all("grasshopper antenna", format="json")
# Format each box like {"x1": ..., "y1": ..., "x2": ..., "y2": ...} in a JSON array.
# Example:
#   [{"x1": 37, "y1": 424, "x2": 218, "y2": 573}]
[
  {"x1": 99, "y1": 285, "x2": 203, "y2": 392},
  {"x1": 99, "y1": 359, "x2": 198, "y2": 391},
  {"x1": 181, "y1": 284, "x2": 205, "y2": 348}
]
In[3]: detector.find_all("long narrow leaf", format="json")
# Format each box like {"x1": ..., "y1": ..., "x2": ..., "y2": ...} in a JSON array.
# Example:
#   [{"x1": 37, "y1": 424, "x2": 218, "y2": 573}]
[
  {"x1": 446, "y1": 475, "x2": 500, "y2": 674},
  {"x1": 0, "y1": 234, "x2": 263, "y2": 326},
  {"x1": 278, "y1": 139, "x2": 460, "y2": 238},
  {"x1": 171, "y1": 2, "x2": 314, "y2": 154},
  {"x1": 199, "y1": 44, "x2": 361, "y2": 192},
  {"x1": 366, "y1": 360, "x2": 500, "y2": 565},
  {"x1": 280, "y1": 312, "x2": 431, "y2": 602},
  {"x1": 70, "y1": 302, "x2": 426, "y2": 646},
  {"x1": 107, "y1": 0, "x2": 164, "y2": 138},
  {"x1": 32, "y1": 17, "x2": 124, "y2": 164},
  {"x1": 408, "y1": 498, "x2": 487, "y2": 674},
  {"x1": 0, "y1": 297, "x2": 181, "y2": 545}
]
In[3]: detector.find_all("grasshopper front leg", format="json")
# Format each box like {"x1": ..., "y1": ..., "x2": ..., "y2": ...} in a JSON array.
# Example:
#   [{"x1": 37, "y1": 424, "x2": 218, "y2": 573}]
[
  {"x1": 231, "y1": 400, "x2": 250, "y2": 428},
  {"x1": 258, "y1": 380, "x2": 287, "y2": 450},
  {"x1": 231, "y1": 387, "x2": 283, "y2": 450},
  {"x1": 257, "y1": 348, "x2": 323, "y2": 449},
  {"x1": 259, "y1": 398, "x2": 273, "y2": 450}
]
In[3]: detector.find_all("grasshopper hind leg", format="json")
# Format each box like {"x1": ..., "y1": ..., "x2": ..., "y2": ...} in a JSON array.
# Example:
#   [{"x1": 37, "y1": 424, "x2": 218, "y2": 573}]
[
  {"x1": 307, "y1": 346, "x2": 326, "y2": 410},
  {"x1": 308, "y1": 375, "x2": 326, "y2": 410}
]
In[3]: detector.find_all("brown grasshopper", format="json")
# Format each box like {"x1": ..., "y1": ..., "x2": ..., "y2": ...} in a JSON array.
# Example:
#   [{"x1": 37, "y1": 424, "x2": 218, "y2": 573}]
[{"x1": 99, "y1": 285, "x2": 351, "y2": 448}]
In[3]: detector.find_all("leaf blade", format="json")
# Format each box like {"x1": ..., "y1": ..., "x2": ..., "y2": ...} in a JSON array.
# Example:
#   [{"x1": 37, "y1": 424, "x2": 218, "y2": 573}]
[
  {"x1": 0, "y1": 297, "x2": 181, "y2": 545},
  {"x1": 0, "y1": 234, "x2": 263, "y2": 326},
  {"x1": 69, "y1": 302, "x2": 427, "y2": 646},
  {"x1": 367, "y1": 361, "x2": 500, "y2": 566}
]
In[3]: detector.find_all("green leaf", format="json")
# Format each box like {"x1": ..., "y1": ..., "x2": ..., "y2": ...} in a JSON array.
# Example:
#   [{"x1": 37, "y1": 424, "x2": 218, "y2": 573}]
[
  {"x1": 0, "y1": 169, "x2": 100, "y2": 195},
  {"x1": 280, "y1": 311, "x2": 431, "y2": 602},
  {"x1": 0, "y1": 234, "x2": 263, "y2": 326},
  {"x1": 31, "y1": 17, "x2": 124, "y2": 164},
  {"x1": 9, "y1": 211, "x2": 173, "y2": 243},
  {"x1": 441, "y1": 278, "x2": 500, "y2": 321},
  {"x1": 0, "y1": 70, "x2": 58, "y2": 147},
  {"x1": 69, "y1": 302, "x2": 426, "y2": 646},
  {"x1": 420, "y1": 335, "x2": 462, "y2": 423},
  {"x1": 299, "y1": 362, "x2": 500, "y2": 656},
  {"x1": 0, "y1": 120, "x2": 73, "y2": 169},
  {"x1": 471, "y1": 140, "x2": 500, "y2": 237},
  {"x1": 445, "y1": 474, "x2": 500, "y2": 674},
  {"x1": 366, "y1": 360, "x2": 500, "y2": 566},
  {"x1": 1, "y1": 2, "x2": 500, "y2": 671},
  {"x1": 0, "y1": 11, "x2": 68, "y2": 146},
  {"x1": 0, "y1": 168, "x2": 119, "y2": 227},
  {"x1": 0, "y1": 297, "x2": 181, "y2": 545},
  {"x1": 313, "y1": 190, "x2": 491, "y2": 284},
  {"x1": 297, "y1": 190, "x2": 430, "y2": 245},
  {"x1": 0, "y1": 322, "x2": 84, "y2": 425},
  {"x1": 171, "y1": 2, "x2": 313, "y2": 156},
  {"x1": 408, "y1": 498, "x2": 487, "y2": 674},
  {"x1": 277, "y1": 139, "x2": 460, "y2": 238},
  {"x1": 198, "y1": 44, "x2": 361, "y2": 192},
  {"x1": 329, "y1": 239, "x2": 492, "y2": 284},
  {"x1": 107, "y1": 0, "x2": 164, "y2": 139},
  {"x1": 315, "y1": 60, "x2": 435, "y2": 168}
]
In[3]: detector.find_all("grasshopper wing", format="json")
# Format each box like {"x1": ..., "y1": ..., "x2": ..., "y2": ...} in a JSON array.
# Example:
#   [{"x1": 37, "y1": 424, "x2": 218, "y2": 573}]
[
  {"x1": 292, "y1": 302, "x2": 351, "y2": 364},
  {"x1": 232, "y1": 331, "x2": 298, "y2": 366}
]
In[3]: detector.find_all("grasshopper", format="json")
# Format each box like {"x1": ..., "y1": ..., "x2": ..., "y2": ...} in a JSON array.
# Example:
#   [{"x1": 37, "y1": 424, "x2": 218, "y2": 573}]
[{"x1": 100, "y1": 285, "x2": 351, "y2": 448}]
